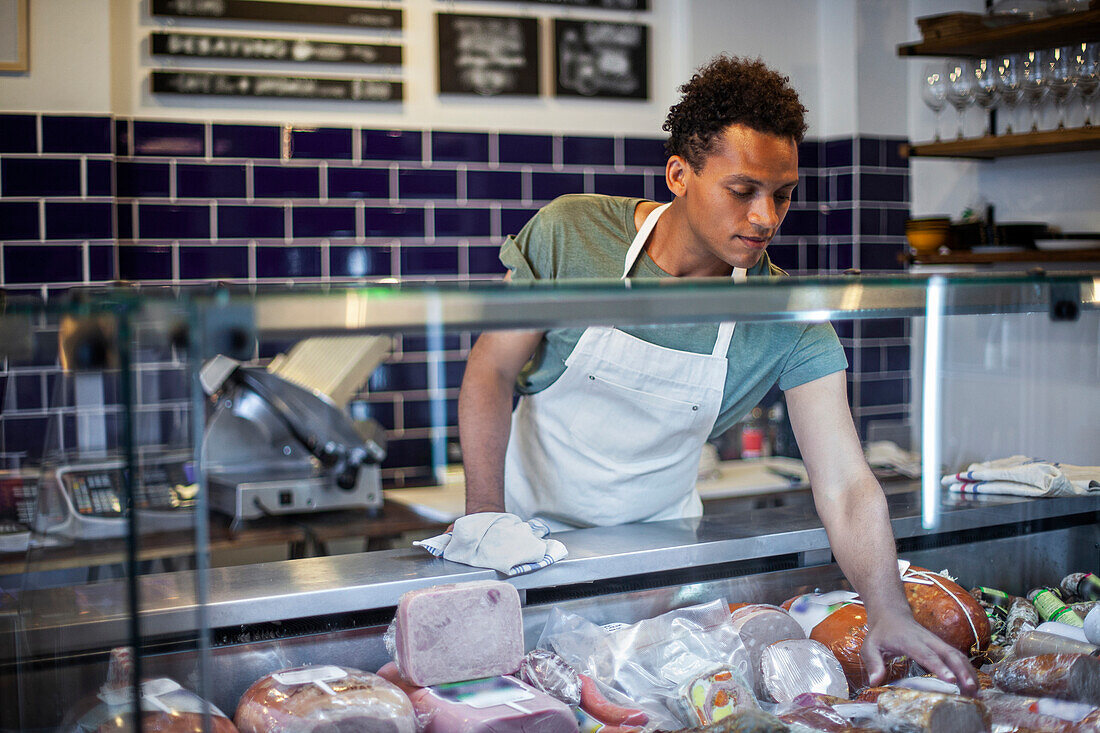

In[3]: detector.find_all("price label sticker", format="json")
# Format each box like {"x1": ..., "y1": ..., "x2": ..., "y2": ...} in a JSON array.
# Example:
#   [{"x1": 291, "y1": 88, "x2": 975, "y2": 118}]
[
  {"x1": 273, "y1": 666, "x2": 347, "y2": 687},
  {"x1": 98, "y1": 678, "x2": 182, "y2": 707},
  {"x1": 432, "y1": 676, "x2": 534, "y2": 710}
]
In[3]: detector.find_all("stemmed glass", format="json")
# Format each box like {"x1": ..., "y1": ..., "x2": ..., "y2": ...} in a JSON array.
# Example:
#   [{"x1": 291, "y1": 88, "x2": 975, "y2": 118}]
[
  {"x1": 1046, "y1": 47, "x2": 1075, "y2": 129},
  {"x1": 1074, "y1": 42, "x2": 1100, "y2": 127},
  {"x1": 944, "y1": 59, "x2": 977, "y2": 139},
  {"x1": 1021, "y1": 50, "x2": 1049, "y2": 131},
  {"x1": 921, "y1": 62, "x2": 948, "y2": 142},
  {"x1": 973, "y1": 59, "x2": 1001, "y2": 136},
  {"x1": 995, "y1": 55, "x2": 1022, "y2": 134}
]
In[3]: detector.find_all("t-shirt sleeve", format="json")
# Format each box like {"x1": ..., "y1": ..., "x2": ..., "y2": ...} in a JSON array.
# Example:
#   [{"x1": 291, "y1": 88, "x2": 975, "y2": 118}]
[
  {"x1": 777, "y1": 322, "x2": 849, "y2": 391},
  {"x1": 499, "y1": 205, "x2": 559, "y2": 282}
]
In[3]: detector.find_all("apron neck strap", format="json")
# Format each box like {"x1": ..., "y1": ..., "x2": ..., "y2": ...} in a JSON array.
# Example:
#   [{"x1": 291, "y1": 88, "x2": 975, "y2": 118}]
[{"x1": 712, "y1": 266, "x2": 746, "y2": 357}]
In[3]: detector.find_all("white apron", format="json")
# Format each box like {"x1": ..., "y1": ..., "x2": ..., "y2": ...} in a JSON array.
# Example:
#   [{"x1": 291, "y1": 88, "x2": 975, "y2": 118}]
[{"x1": 503, "y1": 202, "x2": 746, "y2": 529}]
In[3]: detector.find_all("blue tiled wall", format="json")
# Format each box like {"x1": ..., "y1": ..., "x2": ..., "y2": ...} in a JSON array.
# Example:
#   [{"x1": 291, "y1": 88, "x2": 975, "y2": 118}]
[{"x1": 0, "y1": 114, "x2": 910, "y2": 484}]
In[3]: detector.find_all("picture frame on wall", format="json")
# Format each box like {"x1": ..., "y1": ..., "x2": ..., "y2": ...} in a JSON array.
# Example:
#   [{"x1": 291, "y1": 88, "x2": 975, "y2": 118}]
[
  {"x1": 554, "y1": 19, "x2": 648, "y2": 100},
  {"x1": 437, "y1": 13, "x2": 539, "y2": 97},
  {"x1": 0, "y1": 0, "x2": 29, "y2": 73}
]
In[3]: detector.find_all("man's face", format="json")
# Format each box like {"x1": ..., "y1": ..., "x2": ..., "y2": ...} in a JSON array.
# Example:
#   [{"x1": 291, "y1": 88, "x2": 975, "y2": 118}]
[{"x1": 670, "y1": 124, "x2": 799, "y2": 272}]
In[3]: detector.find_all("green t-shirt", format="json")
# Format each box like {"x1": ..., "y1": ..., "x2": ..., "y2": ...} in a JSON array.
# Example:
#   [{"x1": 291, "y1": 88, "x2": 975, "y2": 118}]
[{"x1": 499, "y1": 194, "x2": 849, "y2": 439}]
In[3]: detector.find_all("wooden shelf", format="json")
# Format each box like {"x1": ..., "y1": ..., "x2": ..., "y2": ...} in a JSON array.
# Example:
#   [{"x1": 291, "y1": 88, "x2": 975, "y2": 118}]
[
  {"x1": 905, "y1": 127, "x2": 1100, "y2": 158},
  {"x1": 898, "y1": 8, "x2": 1100, "y2": 58},
  {"x1": 903, "y1": 248, "x2": 1100, "y2": 265}
]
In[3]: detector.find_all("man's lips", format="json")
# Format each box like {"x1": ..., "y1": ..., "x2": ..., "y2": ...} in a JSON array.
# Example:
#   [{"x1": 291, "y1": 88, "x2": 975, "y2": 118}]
[{"x1": 736, "y1": 234, "x2": 770, "y2": 248}]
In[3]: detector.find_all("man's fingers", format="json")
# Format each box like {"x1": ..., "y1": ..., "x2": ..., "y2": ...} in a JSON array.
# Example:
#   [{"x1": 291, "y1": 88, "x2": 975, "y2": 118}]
[{"x1": 862, "y1": 640, "x2": 886, "y2": 686}]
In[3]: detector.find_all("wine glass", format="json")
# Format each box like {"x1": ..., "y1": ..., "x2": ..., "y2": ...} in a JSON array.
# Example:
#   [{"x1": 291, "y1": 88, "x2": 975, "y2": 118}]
[
  {"x1": 973, "y1": 59, "x2": 1001, "y2": 136},
  {"x1": 944, "y1": 59, "x2": 977, "y2": 139},
  {"x1": 995, "y1": 54, "x2": 1023, "y2": 134},
  {"x1": 1021, "y1": 50, "x2": 1049, "y2": 131},
  {"x1": 1046, "y1": 47, "x2": 1075, "y2": 129},
  {"x1": 921, "y1": 62, "x2": 948, "y2": 142},
  {"x1": 1073, "y1": 42, "x2": 1100, "y2": 127}
]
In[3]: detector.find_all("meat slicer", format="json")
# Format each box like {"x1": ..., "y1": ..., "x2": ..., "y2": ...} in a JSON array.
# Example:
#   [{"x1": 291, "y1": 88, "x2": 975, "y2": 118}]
[{"x1": 200, "y1": 336, "x2": 389, "y2": 528}]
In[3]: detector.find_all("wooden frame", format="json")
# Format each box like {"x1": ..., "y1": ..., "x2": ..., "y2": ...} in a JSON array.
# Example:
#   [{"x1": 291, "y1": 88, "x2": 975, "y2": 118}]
[{"x1": 0, "y1": 0, "x2": 29, "y2": 72}]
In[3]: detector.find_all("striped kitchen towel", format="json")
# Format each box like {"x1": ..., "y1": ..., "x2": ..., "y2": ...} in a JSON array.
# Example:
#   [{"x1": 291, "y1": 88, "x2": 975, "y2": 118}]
[
  {"x1": 943, "y1": 455, "x2": 1100, "y2": 497},
  {"x1": 414, "y1": 513, "x2": 567, "y2": 576}
]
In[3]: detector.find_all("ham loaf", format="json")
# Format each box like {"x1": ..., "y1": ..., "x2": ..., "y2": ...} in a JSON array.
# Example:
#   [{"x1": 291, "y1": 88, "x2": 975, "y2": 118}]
[
  {"x1": 901, "y1": 567, "x2": 991, "y2": 657},
  {"x1": 808, "y1": 604, "x2": 908, "y2": 689},
  {"x1": 992, "y1": 653, "x2": 1100, "y2": 705},
  {"x1": 876, "y1": 688, "x2": 991, "y2": 733}
]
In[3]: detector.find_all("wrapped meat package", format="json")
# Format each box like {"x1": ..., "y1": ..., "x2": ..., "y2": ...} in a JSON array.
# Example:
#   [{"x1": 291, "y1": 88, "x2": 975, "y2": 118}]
[
  {"x1": 517, "y1": 650, "x2": 582, "y2": 707},
  {"x1": 875, "y1": 688, "x2": 991, "y2": 733},
  {"x1": 675, "y1": 708, "x2": 789, "y2": 733},
  {"x1": 391, "y1": 580, "x2": 524, "y2": 687},
  {"x1": 234, "y1": 665, "x2": 416, "y2": 733},
  {"x1": 729, "y1": 604, "x2": 805, "y2": 699},
  {"x1": 801, "y1": 601, "x2": 908, "y2": 689},
  {"x1": 759, "y1": 639, "x2": 848, "y2": 704},
  {"x1": 992, "y1": 653, "x2": 1100, "y2": 705},
  {"x1": 900, "y1": 565, "x2": 991, "y2": 657},
  {"x1": 978, "y1": 689, "x2": 1098, "y2": 733}
]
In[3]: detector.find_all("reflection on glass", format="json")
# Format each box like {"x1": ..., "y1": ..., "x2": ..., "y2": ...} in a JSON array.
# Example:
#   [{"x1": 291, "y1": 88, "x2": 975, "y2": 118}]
[{"x1": 973, "y1": 59, "x2": 1001, "y2": 136}]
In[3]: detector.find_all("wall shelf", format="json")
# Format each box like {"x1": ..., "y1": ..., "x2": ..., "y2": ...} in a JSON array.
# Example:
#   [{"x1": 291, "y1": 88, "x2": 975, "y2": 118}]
[
  {"x1": 905, "y1": 127, "x2": 1100, "y2": 158},
  {"x1": 903, "y1": 248, "x2": 1100, "y2": 265},
  {"x1": 898, "y1": 8, "x2": 1100, "y2": 58}
]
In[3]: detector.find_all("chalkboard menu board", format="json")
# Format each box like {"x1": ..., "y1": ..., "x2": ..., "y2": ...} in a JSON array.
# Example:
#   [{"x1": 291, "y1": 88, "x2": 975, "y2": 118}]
[
  {"x1": 554, "y1": 19, "x2": 648, "y2": 100},
  {"x1": 152, "y1": 71, "x2": 402, "y2": 101},
  {"x1": 151, "y1": 32, "x2": 402, "y2": 65},
  {"x1": 437, "y1": 13, "x2": 539, "y2": 97},
  {"x1": 151, "y1": 0, "x2": 402, "y2": 30},
  {"x1": 465, "y1": 0, "x2": 648, "y2": 9}
]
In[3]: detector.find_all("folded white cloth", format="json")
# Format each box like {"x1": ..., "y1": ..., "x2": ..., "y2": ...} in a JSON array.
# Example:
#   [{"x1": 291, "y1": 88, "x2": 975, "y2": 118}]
[
  {"x1": 943, "y1": 455, "x2": 1100, "y2": 497},
  {"x1": 413, "y1": 512, "x2": 568, "y2": 576}
]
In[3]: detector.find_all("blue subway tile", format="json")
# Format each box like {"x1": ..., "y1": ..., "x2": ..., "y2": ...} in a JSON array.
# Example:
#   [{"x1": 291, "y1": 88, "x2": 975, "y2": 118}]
[
  {"x1": 119, "y1": 244, "x2": 172, "y2": 280},
  {"x1": 87, "y1": 160, "x2": 113, "y2": 196},
  {"x1": 2, "y1": 158, "x2": 81, "y2": 197},
  {"x1": 4, "y1": 244, "x2": 81, "y2": 283},
  {"x1": 292, "y1": 205, "x2": 355, "y2": 238},
  {"x1": 795, "y1": 174, "x2": 816, "y2": 204},
  {"x1": 825, "y1": 209, "x2": 852, "y2": 236},
  {"x1": 834, "y1": 173, "x2": 853, "y2": 203},
  {"x1": 466, "y1": 170, "x2": 522, "y2": 200},
  {"x1": 116, "y1": 161, "x2": 170, "y2": 197},
  {"x1": 564, "y1": 136, "x2": 614, "y2": 166},
  {"x1": 834, "y1": 243, "x2": 853, "y2": 270},
  {"x1": 824, "y1": 139, "x2": 852, "y2": 168},
  {"x1": 218, "y1": 204, "x2": 284, "y2": 239},
  {"x1": 365, "y1": 207, "x2": 424, "y2": 237},
  {"x1": 885, "y1": 208, "x2": 910, "y2": 237},
  {"x1": 0, "y1": 115, "x2": 37, "y2": 153},
  {"x1": 860, "y1": 241, "x2": 906, "y2": 271},
  {"x1": 861, "y1": 378, "x2": 906, "y2": 407},
  {"x1": 862, "y1": 318, "x2": 906, "y2": 339},
  {"x1": 363, "y1": 129, "x2": 421, "y2": 161},
  {"x1": 432, "y1": 131, "x2": 488, "y2": 163},
  {"x1": 531, "y1": 172, "x2": 583, "y2": 201},
  {"x1": 859, "y1": 137, "x2": 882, "y2": 167},
  {"x1": 351, "y1": 399, "x2": 395, "y2": 430},
  {"x1": 330, "y1": 245, "x2": 392, "y2": 278},
  {"x1": 435, "y1": 208, "x2": 491, "y2": 237},
  {"x1": 797, "y1": 141, "x2": 820, "y2": 168},
  {"x1": 883, "y1": 138, "x2": 909, "y2": 169},
  {"x1": 885, "y1": 345, "x2": 910, "y2": 371},
  {"x1": 403, "y1": 397, "x2": 458, "y2": 430},
  {"x1": 46, "y1": 202, "x2": 112, "y2": 240},
  {"x1": 253, "y1": 166, "x2": 320, "y2": 198},
  {"x1": 860, "y1": 208, "x2": 882, "y2": 236},
  {"x1": 1, "y1": 416, "x2": 49, "y2": 460},
  {"x1": 115, "y1": 119, "x2": 130, "y2": 157},
  {"x1": 177, "y1": 163, "x2": 247, "y2": 198},
  {"x1": 801, "y1": 244, "x2": 819, "y2": 271},
  {"x1": 89, "y1": 244, "x2": 114, "y2": 281},
  {"x1": 443, "y1": 360, "x2": 464, "y2": 389},
  {"x1": 256, "y1": 245, "x2": 321, "y2": 278},
  {"x1": 12, "y1": 374, "x2": 43, "y2": 410},
  {"x1": 468, "y1": 245, "x2": 505, "y2": 275},
  {"x1": 779, "y1": 208, "x2": 819, "y2": 237},
  {"x1": 594, "y1": 173, "x2": 645, "y2": 198},
  {"x1": 116, "y1": 203, "x2": 133, "y2": 239},
  {"x1": 765, "y1": 243, "x2": 798, "y2": 272},
  {"x1": 650, "y1": 172, "x2": 673, "y2": 202},
  {"x1": 42, "y1": 115, "x2": 112, "y2": 154},
  {"x1": 398, "y1": 168, "x2": 457, "y2": 199},
  {"x1": 133, "y1": 120, "x2": 205, "y2": 157},
  {"x1": 501, "y1": 207, "x2": 537, "y2": 235},
  {"x1": 624, "y1": 137, "x2": 666, "y2": 167},
  {"x1": 385, "y1": 361, "x2": 428, "y2": 391},
  {"x1": 179, "y1": 245, "x2": 248, "y2": 280},
  {"x1": 860, "y1": 173, "x2": 907, "y2": 203},
  {"x1": 401, "y1": 246, "x2": 459, "y2": 276},
  {"x1": 383, "y1": 437, "x2": 432, "y2": 470},
  {"x1": 833, "y1": 319, "x2": 854, "y2": 339},
  {"x1": 138, "y1": 204, "x2": 210, "y2": 239},
  {"x1": 290, "y1": 127, "x2": 353, "y2": 160},
  {"x1": 498, "y1": 133, "x2": 552, "y2": 165},
  {"x1": 859, "y1": 346, "x2": 881, "y2": 373},
  {"x1": 212, "y1": 123, "x2": 280, "y2": 158},
  {"x1": 328, "y1": 167, "x2": 388, "y2": 198},
  {"x1": 402, "y1": 333, "x2": 463, "y2": 352}
]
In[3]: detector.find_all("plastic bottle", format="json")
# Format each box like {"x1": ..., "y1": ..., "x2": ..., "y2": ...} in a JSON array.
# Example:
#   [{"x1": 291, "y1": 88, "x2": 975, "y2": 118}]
[
  {"x1": 1027, "y1": 587, "x2": 1085, "y2": 627},
  {"x1": 740, "y1": 407, "x2": 765, "y2": 459}
]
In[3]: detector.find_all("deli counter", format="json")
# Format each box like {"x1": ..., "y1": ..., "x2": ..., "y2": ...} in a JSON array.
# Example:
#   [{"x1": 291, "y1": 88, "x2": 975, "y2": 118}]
[{"x1": 1, "y1": 272, "x2": 1098, "y2": 731}]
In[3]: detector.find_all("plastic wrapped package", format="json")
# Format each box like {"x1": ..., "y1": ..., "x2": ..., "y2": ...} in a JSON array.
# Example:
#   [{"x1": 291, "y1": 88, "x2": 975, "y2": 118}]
[
  {"x1": 234, "y1": 665, "x2": 416, "y2": 733},
  {"x1": 899, "y1": 566, "x2": 991, "y2": 657},
  {"x1": 875, "y1": 688, "x2": 990, "y2": 733},
  {"x1": 760, "y1": 640, "x2": 848, "y2": 704},
  {"x1": 671, "y1": 666, "x2": 756, "y2": 727},
  {"x1": 795, "y1": 601, "x2": 908, "y2": 689},
  {"x1": 537, "y1": 600, "x2": 752, "y2": 730},
  {"x1": 578, "y1": 674, "x2": 649, "y2": 727},
  {"x1": 775, "y1": 703, "x2": 853, "y2": 732},
  {"x1": 1004, "y1": 597, "x2": 1039, "y2": 646},
  {"x1": 1015, "y1": 630, "x2": 1100, "y2": 657},
  {"x1": 672, "y1": 708, "x2": 788, "y2": 733},
  {"x1": 992, "y1": 653, "x2": 1100, "y2": 705},
  {"x1": 977, "y1": 690, "x2": 1097, "y2": 732},
  {"x1": 518, "y1": 650, "x2": 583, "y2": 707},
  {"x1": 729, "y1": 605, "x2": 806, "y2": 699},
  {"x1": 67, "y1": 679, "x2": 239, "y2": 733},
  {"x1": 390, "y1": 580, "x2": 524, "y2": 687}
]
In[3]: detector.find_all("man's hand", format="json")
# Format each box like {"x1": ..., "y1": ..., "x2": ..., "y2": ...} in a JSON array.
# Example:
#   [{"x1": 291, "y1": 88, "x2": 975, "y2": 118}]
[{"x1": 863, "y1": 610, "x2": 979, "y2": 696}]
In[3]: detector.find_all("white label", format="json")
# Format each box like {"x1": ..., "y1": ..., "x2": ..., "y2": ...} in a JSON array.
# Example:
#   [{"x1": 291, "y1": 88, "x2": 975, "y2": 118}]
[
  {"x1": 892, "y1": 676, "x2": 959, "y2": 694},
  {"x1": 273, "y1": 666, "x2": 347, "y2": 686},
  {"x1": 833, "y1": 703, "x2": 878, "y2": 719},
  {"x1": 897, "y1": 559, "x2": 911, "y2": 576},
  {"x1": 809, "y1": 590, "x2": 859, "y2": 605},
  {"x1": 432, "y1": 676, "x2": 535, "y2": 710},
  {"x1": 98, "y1": 678, "x2": 182, "y2": 707},
  {"x1": 1036, "y1": 698, "x2": 1096, "y2": 723},
  {"x1": 600, "y1": 622, "x2": 630, "y2": 633}
]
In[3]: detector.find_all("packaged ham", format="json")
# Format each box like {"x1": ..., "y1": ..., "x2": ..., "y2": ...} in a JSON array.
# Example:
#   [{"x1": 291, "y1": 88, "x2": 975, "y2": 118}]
[
  {"x1": 518, "y1": 650, "x2": 582, "y2": 707},
  {"x1": 759, "y1": 639, "x2": 848, "y2": 704},
  {"x1": 234, "y1": 665, "x2": 416, "y2": 733},
  {"x1": 391, "y1": 580, "x2": 524, "y2": 687},
  {"x1": 875, "y1": 688, "x2": 991, "y2": 733},
  {"x1": 992, "y1": 653, "x2": 1100, "y2": 705},
  {"x1": 805, "y1": 602, "x2": 908, "y2": 689},
  {"x1": 376, "y1": 662, "x2": 578, "y2": 733},
  {"x1": 978, "y1": 689, "x2": 1096, "y2": 733},
  {"x1": 1015, "y1": 630, "x2": 1100, "y2": 658},
  {"x1": 900, "y1": 566, "x2": 991, "y2": 657},
  {"x1": 674, "y1": 707, "x2": 789, "y2": 733},
  {"x1": 729, "y1": 605, "x2": 805, "y2": 699},
  {"x1": 775, "y1": 704, "x2": 852, "y2": 732}
]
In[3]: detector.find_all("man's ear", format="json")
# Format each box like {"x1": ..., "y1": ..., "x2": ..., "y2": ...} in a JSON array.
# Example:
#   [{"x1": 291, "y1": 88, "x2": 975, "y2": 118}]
[{"x1": 666, "y1": 155, "x2": 690, "y2": 198}]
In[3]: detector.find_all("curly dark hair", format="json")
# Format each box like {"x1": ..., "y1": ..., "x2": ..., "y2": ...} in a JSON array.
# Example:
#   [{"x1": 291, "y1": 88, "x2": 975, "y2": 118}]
[{"x1": 663, "y1": 55, "x2": 807, "y2": 171}]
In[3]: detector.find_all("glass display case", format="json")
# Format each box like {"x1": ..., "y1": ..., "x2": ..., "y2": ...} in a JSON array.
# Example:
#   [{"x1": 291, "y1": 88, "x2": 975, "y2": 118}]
[{"x1": 1, "y1": 271, "x2": 1098, "y2": 731}]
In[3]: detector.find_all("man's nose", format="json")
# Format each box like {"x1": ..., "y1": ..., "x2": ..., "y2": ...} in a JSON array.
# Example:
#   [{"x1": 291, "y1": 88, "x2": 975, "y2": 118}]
[{"x1": 747, "y1": 196, "x2": 779, "y2": 231}]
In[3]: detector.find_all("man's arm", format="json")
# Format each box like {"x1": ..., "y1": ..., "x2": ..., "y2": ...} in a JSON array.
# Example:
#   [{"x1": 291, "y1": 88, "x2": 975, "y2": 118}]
[
  {"x1": 785, "y1": 371, "x2": 978, "y2": 695},
  {"x1": 458, "y1": 329, "x2": 544, "y2": 515}
]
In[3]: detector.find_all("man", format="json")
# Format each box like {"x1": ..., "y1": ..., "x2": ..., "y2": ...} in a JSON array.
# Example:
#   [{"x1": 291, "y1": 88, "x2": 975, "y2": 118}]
[{"x1": 458, "y1": 55, "x2": 977, "y2": 693}]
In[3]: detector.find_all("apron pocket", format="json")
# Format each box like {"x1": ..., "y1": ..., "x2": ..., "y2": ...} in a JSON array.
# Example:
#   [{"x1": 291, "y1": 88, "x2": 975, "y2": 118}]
[{"x1": 568, "y1": 372, "x2": 702, "y2": 463}]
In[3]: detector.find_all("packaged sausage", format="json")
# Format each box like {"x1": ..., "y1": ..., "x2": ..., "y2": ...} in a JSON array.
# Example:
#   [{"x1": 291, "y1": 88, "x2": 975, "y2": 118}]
[
  {"x1": 578, "y1": 674, "x2": 648, "y2": 727},
  {"x1": 900, "y1": 566, "x2": 991, "y2": 657},
  {"x1": 1029, "y1": 588, "x2": 1085, "y2": 628},
  {"x1": 518, "y1": 650, "x2": 583, "y2": 707},
  {"x1": 674, "y1": 707, "x2": 789, "y2": 733},
  {"x1": 805, "y1": 602, "x2": 909, "y2": 689},
  {"x1": 759, "y1": 639, "x2": 848, "y2": 704},
  {"x1": 992, "y1": 653, "x2": 1100, "y2": 705},
  {"x1": 234, "y1": 665, "x2": 416, "y2": 733},
  {"x1": 1015, "y1": 630, "x2": 1100, "y2": 658},
  {"x1": 1004, "y1": 597, "x2": 1039, "y2": 646},
  {"x1": 672, "y1": 666, "x2": 756, "y2": 727},
  {"x1": 978, "y1": 689, "x2": 1097, "y2": 733},
  {"x1": 875, "y1": 688, "x2": 991, "y2": 733},
  {"x1": 729, "y1": 604, "x2": 805, "y2": 699},
  {"x1": 390, "y1": 580, "x2": 524, "y2": 687},
  {"x1": 1062, "y1": 573, "x2": 1100, "y2": 603}
]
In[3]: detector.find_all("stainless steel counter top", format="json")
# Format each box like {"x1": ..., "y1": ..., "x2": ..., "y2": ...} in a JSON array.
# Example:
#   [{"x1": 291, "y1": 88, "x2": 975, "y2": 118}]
[{"x1": 5, "y1": 487, "x2": 1099, "y2": 655}]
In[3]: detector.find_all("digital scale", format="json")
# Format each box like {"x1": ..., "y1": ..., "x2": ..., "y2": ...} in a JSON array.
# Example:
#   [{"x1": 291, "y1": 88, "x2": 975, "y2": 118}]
[{"x1": 0, "y1": 470, "x2": 39, "y2": 553}]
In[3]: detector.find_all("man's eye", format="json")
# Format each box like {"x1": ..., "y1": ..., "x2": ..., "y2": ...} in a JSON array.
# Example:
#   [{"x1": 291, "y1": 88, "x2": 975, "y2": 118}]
[
  {"x1": 774, "y1": 193, "x2": 792, "y2": 203},
  {"x1": 730, "y1": 189, "x2": 753, "y2": 199}
]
